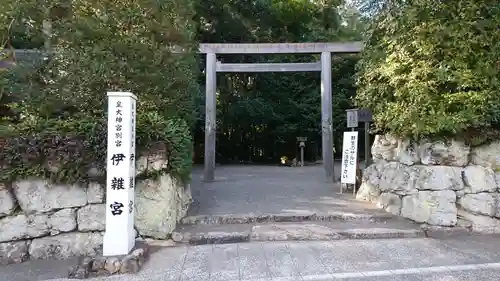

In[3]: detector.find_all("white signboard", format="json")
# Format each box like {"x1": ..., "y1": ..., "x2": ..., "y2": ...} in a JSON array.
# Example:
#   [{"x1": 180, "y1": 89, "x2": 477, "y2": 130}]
[
  {"x1": 341, "y1": 131, "x2": 358, "y2": 184},
  {"x1": 346, "y1": 109, "x2": 358, "y2": 128},
  {"x1": 103, "y1": 92, "x2": 137, "y2": 256}
]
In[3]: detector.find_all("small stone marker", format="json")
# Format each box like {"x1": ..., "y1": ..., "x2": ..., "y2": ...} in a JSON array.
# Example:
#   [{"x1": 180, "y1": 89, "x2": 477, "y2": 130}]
[
  {"x1": 297, "y1": 137, "x2": 307, "y2": 167},
  {"x1": 340, "y1": 131, "x2": 358, "y2": 187},
  {"x1": 103, "y1": 92, "x2": 137, "y2": 256}
]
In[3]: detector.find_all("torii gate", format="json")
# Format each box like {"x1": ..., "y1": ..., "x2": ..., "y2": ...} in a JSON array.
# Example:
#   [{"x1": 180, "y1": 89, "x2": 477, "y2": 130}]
[{"x1": 200, "y1": 42, "x2": 363, "y2": 182}]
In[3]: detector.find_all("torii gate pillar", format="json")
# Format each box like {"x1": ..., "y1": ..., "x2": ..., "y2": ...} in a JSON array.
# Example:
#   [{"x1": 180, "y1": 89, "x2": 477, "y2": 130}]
[
  {"x1": 204, "y1": 52, "x2": 217, "y2": 182},
  {"x1": 321, "y1": 51, "x2": 334, "y2": 182}
]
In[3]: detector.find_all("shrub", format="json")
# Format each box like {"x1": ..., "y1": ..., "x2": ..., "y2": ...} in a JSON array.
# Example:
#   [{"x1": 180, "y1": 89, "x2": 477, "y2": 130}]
[
  {"x1": 356, "y1": 0, "x2": 500, "y2": 141},
  {"x1": 0, "y1": 0, "x2": 199, "y2": 184}
]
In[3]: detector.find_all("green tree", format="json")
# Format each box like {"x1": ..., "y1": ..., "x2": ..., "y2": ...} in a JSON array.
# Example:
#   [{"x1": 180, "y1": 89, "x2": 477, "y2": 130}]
[
  {"x1": 193, "y1": 0, "x2": 362, "y2": 163},
  {"x1": 1, "y1": 0, "x2": 199, "y2": 183},
  {"x1": 356, "y1": 0, "x2": 500, "y2": 141},
  {"x1": 0, "y1": 0, "x2": 46, "y2": 49}
]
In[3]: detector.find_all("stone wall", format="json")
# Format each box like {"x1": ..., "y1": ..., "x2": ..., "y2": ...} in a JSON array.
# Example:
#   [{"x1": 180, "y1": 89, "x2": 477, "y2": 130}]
[
  {"x1": 357, "y1": 134, "x2": 500, "y2": 232},
  {"x1": 0, "y1": 155, "x2": 191, "y2": 265}
]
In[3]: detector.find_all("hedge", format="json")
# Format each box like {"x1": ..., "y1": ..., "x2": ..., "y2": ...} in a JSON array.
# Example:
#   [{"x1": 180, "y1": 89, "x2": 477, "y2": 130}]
[{"x1": 0, "y1": 0, "x2": 200, "y2": 184}]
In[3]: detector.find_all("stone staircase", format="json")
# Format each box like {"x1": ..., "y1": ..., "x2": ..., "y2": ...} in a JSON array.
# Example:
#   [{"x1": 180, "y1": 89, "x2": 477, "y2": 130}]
[{"x1": 170, "y1": 212, "x2": 464, "y2": 245}]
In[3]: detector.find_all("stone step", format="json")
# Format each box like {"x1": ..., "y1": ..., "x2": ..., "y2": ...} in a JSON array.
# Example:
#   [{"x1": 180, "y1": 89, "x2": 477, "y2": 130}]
[
  {"x1": 180, "y1": 211, "x2": 395, "y2": 225},
  {"x1": 172, "y1": 219, "x2": 432, "y2": 245}
]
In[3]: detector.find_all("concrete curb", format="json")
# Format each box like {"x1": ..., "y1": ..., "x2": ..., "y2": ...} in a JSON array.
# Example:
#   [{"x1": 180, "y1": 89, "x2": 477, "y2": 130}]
[
  {"x1": 180, "y1": 212, "x2": 394, "y2": 225},
  {"x1": 173, "y1": 228, "x2": 427, "y2": 245},
  {"x1": 338, "y1": 228, "x2": 425, "y2": 239},
  {"x1": 422, "y1": 225, "x2": 472, "y2": 238},
  {"x1": 175, "y1": 213, "x2": 475, "y2": 246},
  {"x1": 188, "y1": 231, "x2": 250, "y2": 245}
]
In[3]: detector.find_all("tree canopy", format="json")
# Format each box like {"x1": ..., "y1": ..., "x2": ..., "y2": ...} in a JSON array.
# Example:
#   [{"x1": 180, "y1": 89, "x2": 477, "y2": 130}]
[
  {"x1": 1, "y1": 0, "x2": 198, "y2": 183},
  {"x1": 192, "y1": 0, "x2": 365, "y2": 163},
  {"x1": 6, "y1": 0, "x2": 497, "y2": 174},
  {"x1": 0, "y1": 0, "x2": 370, "y2": 179},
  {"x1": 356, "y1": 0, "x2": 500, "y2": 142}
]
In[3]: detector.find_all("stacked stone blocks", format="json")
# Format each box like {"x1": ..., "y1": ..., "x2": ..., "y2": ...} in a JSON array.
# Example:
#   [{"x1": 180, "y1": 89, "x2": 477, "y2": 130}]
[
  {"x1": 357, "y1": 135, "x2": 500, "y2": 232},
  {"x1": 0, "y1": 154, "x2": 191, "y2": 265}
]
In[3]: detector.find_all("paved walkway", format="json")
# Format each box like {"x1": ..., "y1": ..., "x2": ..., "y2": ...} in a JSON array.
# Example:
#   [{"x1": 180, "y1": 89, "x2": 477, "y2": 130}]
[
  {"x1": 6, "y1": 165, "x2": 499, "y2": 281},
  {"x1": 188, "y1": 164, "x2": 382, "y2": 218},
  {"x1": 9, "y1": 235, "x2": 498, "y2": 281}
]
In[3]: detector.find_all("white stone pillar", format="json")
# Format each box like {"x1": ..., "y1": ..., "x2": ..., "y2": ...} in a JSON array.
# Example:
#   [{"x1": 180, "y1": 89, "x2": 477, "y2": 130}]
[
  {"x1": 321, "y1": 52, "x2": 334, "y2": 181},
  {"x1": 204, "y1": 53, "x2": 217, "y2": 182},
  {"x1": 103, "y1": 92, "x2": 137, "y2": 256}
]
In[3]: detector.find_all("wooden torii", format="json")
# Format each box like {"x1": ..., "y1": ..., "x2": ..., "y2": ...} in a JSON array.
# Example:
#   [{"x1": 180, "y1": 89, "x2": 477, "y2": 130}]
[{"x1": 199, "y1": 42, "x2": 363, "y2": 182}]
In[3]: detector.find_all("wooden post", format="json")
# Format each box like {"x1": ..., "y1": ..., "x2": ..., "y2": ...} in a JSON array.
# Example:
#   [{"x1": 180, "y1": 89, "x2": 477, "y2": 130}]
[
  {"x1": 351, "y1": 127, "x2": 356, "y2": 193},
  {"x1": 364, "y1": 122, "x2": 371, "y2": 166},
  {"x1": 42, "y1": 19, "x2": 52, "y2": 51},
  {"x1": 321, "y1": 52, "x2": 333, "y2": 182},
  {"x1": 300, "y1": 146, "x2": 304, "y2": 167},
  {"x1": 204, "y1": 53, "x2": 217, "y2": 182}
]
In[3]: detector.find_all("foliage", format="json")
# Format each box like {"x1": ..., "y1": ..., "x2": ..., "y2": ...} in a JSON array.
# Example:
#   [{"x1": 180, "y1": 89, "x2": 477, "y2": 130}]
[
  {"x1": 350, "y1": 0, "x2": 387, "y2": 18},
  {"x1": 0, "y1": 0, "x2": 199, "y2": 184},
  {"x1": 356, "y1": 0, "x2": 500, "y2": 140},
  {"x1": 0, "y1": 0, "x2": 46, "y2": 49},
  {"x1": 192, "y1": 0, "x2": 365, "y2": 163},
  {"x1": 0, "y1": 112, "x2": 192, "y2": 183},
  {"x1": 2, "y1": 0, "x2": 369, "y2": 171}
]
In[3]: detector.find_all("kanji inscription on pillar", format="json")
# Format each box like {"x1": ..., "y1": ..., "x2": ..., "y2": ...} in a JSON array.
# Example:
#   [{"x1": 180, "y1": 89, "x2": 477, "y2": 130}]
[{"x1": 103, "y1": 92, "x2": 137, "y2": 256}]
